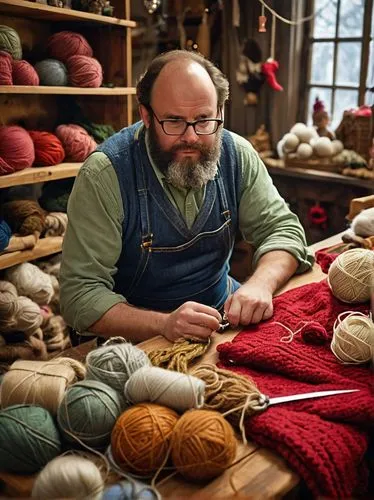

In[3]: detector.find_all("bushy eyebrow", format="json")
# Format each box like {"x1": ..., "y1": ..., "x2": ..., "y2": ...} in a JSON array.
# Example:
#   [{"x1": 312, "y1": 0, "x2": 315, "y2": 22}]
[{"x1": 164, "y1": 112, "x2": 211, "y2": 120}]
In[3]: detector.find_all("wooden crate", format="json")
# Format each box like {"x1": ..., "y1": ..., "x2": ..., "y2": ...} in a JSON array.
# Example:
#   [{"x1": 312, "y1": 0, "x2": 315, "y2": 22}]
[{"x1": 284, "y1": 155, "x2": 345, "y2": 173}]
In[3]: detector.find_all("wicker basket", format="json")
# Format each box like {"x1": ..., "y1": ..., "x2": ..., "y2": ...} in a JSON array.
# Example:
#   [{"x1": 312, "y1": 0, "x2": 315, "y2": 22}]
[
  {"x1": 335, "y1": 111, "x2": 372, "y2": 159},
  {"x1": 284, "y1": 155, "x2": 345, "y2": 173}
]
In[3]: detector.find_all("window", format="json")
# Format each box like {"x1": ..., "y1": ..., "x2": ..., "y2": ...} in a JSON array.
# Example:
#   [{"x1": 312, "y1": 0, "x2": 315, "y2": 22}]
[{"x1": 307, "y1": 0, "x2": 373, "y2": 130}]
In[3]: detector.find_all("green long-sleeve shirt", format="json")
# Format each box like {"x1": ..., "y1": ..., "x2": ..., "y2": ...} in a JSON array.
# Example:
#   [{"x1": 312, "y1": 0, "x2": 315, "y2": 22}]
[{"x1": 60, "y1": 129, "x2": 314, "y2": 332}]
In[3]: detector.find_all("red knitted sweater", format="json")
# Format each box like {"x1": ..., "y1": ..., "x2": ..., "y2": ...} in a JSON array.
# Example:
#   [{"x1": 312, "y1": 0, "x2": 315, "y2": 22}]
[{"x1": 217, "y1": 279, "x2": 374, "y2": 498}]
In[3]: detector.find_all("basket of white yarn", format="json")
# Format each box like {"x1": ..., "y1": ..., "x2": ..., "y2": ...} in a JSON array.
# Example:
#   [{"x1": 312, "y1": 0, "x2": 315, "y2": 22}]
[
  {"x1": 331, "y1": 311, "x2": 374, "y2": 364},
  {"x1": 328, "y1": 248, "x2": 374, "y2": 303},
  {"x1": 5, "y1": 262, "x2": 54, "y2": 305}
]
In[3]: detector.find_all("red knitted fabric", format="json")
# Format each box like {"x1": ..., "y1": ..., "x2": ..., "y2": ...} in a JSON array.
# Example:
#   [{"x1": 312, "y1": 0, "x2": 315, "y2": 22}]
[{"x1": 217, "y1": 280, "x2": 374, "y2": 498}]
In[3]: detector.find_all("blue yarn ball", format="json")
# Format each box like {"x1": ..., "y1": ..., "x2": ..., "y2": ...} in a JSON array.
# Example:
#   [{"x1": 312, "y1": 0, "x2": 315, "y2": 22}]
[
  {"x1": 0, "y1": 219, "x2": 11, "y2": 251},
  {"x1": 35, "y1": 59, "x2": 68, "y2": 86},
  {"x1": 0, "y1": 404, "x2": 62, "y2": 473},
  {"x1": 102, "y1": 479, "x2": 158, "y2": 500}
]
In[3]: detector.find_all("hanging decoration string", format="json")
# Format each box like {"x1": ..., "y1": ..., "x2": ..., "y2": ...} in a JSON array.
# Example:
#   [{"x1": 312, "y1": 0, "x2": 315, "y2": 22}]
[
  {"x1": 270, "y1": 14, "x2": 276, "y2": 60},
  {"x1": 258, "y1": 0, "x2": 331, "y2": 26}
]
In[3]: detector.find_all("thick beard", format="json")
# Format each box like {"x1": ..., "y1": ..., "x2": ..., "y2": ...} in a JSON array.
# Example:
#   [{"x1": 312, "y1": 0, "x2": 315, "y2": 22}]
[{"x1": 147, "y1": 120, "x2": 222, "y2": 190}]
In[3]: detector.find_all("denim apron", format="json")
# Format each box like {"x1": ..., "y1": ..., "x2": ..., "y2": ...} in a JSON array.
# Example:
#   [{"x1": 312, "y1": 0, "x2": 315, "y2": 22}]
[{"x1": 99, "y1": 123, "x2": 241, "y2": 312}]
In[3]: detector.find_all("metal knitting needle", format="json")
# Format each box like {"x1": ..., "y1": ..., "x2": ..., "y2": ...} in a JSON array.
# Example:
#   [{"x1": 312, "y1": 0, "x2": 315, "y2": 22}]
[{"x1": 258, "y1": 389, "x2": 360, "y2": 409}]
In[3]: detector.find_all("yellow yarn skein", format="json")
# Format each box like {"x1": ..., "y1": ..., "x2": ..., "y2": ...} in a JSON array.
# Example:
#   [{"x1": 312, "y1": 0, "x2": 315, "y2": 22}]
[{"x1": 331, "y1": 311, "x2": 374, "y2": 364}]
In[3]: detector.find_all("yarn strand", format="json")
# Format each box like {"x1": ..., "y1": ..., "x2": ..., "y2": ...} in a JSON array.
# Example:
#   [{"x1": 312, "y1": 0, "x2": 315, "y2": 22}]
[{"x1": 148, "y1": 338, "x2": 211, "y2": 373}]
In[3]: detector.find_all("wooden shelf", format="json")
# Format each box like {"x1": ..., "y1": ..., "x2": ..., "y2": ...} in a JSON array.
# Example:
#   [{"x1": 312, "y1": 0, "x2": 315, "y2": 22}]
[
  {"x1": 0, "y1": 163, "x2": 82, "y2": 188},
  {"x1": 0, "y1": 0, "x2": 136, "y2": 27},
  {"x1": 0, "y1": 236, "x2": 62, "y2": 270},
  {"x1": 0, "y1": 86, "x2": 136, "y2": 96}
]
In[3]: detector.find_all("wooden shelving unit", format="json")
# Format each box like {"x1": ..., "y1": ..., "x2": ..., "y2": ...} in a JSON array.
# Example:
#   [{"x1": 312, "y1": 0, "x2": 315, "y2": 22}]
[
  {"x1": 0, "y1": 86, "x2": 136, "y2": 95},
  {"x1": 0, "y1": 236, "x2": 63, "y2": 270},
  {"x1": 0, "y1": 163, "x2": 82, "y2": 188}
]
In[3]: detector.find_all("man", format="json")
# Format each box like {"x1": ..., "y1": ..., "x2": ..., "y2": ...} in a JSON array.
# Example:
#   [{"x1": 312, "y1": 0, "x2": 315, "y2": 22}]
[{"x1": 60, "y1": 50, "x2": 314, "y2": 343}]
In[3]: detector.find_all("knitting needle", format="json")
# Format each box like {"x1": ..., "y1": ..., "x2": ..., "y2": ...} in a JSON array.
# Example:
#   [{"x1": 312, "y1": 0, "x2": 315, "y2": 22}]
[{"x1": 258, "y1": 389, "x2": 360, "y2": 409}]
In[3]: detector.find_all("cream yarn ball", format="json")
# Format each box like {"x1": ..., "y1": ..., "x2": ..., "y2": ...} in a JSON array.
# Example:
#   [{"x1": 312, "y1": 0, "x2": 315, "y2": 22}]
[
  {"x1": 331, "y1": 312, "x2": 374, "y2": 364},
  {"x1": 5, "y1": 262, "x2": 54, "y2": 305},
  {"x1": 331, "y1": 139, "x2": 344, "y2": 155},
  {"x1": 313, "y1": 137, "x2": 334, "y2": 157},
  {"x1": 351, "y1": 207, "x2": 374, "y2": 237},
  {"x1": 328, "y1": 249, "x2": 374, "y2": 303},
  {"x1": 296, "y1": 143, "x2": 313, "y2": 159},
  {"x1": 282, "y1": 133, "x2": 299, "y2": 153},
  {"x1": 31, "y1": 455, "x2": 104, "y2": 499}
]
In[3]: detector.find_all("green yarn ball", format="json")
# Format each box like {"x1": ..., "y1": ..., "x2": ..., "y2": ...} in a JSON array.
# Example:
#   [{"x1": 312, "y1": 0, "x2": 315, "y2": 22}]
[
  {"x1": 0, "y1": 404, "x2": 61, "y2": 474},
  {"x1": 57, "y1": 379, "x2": 126, "y2": 450},
  {"x1": 0, "y1": 25, "x2": 22, "y2": 60}
]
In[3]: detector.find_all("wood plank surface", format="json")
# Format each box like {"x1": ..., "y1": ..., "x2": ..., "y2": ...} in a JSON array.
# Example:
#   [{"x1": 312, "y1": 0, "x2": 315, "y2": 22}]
[
  {"x1": 0, "y1": 86, "x2": 137, "y2": 96},
  {"x1": 0, "y1": 163, "x2": 81, "y2": 188},
  {"x1": 0, "y1": 236, "x2": 62, "y2": 270}
]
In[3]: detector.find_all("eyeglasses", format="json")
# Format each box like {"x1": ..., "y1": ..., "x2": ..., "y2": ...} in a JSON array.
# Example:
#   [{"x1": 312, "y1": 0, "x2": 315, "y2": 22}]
[{"x1": 149, "y1": 106, "x2": 223, "y2": 136}]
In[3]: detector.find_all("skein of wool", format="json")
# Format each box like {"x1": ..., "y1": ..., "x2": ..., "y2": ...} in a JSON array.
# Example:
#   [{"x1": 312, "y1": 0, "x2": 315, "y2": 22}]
[
  {"x1": 0, "y1": 50, "x2": 13, "y2": 85},
  {"x1": 47, "y1": 31, "x2": 93, "y2": 63},
  {"x1": 86, "y1": 337, "x2": 151, "y2": 392},
  {"x1": 44, "y1": 212, "x2": 68, "y2": 237},
  {"x1": 0, "y1": 404, "x2": 61, "y2": 473},
  {"x1": 0, "y1": 25, "x2": 22, "y2": 59},
  {"x1": 331, "y1": 311, "x2": 374, "y2": 364},
  {"x1": 6, "y1": 262, "x2": 54, "y2": 305},
  {"x1": 111, "y1": 403, "x2": 179, "y2": 476},
  {"x1": 0, "y1": 340, "x2": 47, "y2": 365},
  {"x1": 12, "y1": 60, "x2": 39, "y2": 85},
  {"x1": 124, "y1": 365, "x2": 205, "y2": 413},
  {"x1": 32, "y1": 455, "x2": 104, "y2": 500},
  {"x1": 102, "y1": 479, "x2": 158, "y2": 500},
  {"x1": 328, "y1": 248, "x2": 374, "y2": 303},
  {"x1": 35, "y1": 59, "x2": 68, "y2": 86},
  {"x1": 171, "y1": 409, "x2": 237, "y2": 482},
  {"x1": 55, "y1": 124, "x2": 97, "y2": 161},
  {"x1": 42, "y1": 314, "x2": 71, "y2": 351},
  {"x1": 28, "y1": 131, "x2": 65, "y2": 166},
  {"x1": 0, "y1": 219, "x2": 11, "y2": 251},
  {"x1": 66, "y1": 55, "x2": 103, "y2": 88},
  {"x1": 148, "y1": 338, "x2": 211, "y2": 373},
  {"x1": 0, "y1": 357, "x2": 86, "y2": 413},
  {"x1": 57, "y1": 379, "x2": 126, "y2": 450},
  {"x1": 1, "y1": 199, "x2": 46, "y2": 236},
  {"x1": 0, "y1": 126, "x2": 35, "y2": 174}
]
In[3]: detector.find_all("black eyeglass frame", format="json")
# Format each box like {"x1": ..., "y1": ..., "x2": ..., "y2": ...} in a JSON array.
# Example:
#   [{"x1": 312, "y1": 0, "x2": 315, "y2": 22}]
[{"x1": 148, "y1": 106, "x2": 224, "y2": 136}]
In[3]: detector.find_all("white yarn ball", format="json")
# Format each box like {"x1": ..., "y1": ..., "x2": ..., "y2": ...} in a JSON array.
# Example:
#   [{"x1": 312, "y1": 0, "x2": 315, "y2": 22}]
[
  {"x1": 5, "y1": 263, "x2": 54, "y2": 305},
  {"x1": 282, "y1": 133, "x2": 299, "y2": 152},
  {"x1": 31, "y1": 455, "x2": 104, "y2": 499},
  {"x1": 296, "y1": 143, "x2": 313, "y2": 159},
  {"x1": 313, "y1": 137, "x2": 334, "y2": 157},
  {"x1": 290, "y1": 122, "x2": 307, "y2": 137},
  {"x1": 351, "y1": 207, "x2": 374, "y2": 237},
  {"x1": 331, "y1": 139, "x2": 344, "y2": 155},
  {"x1": 298, "y1": 126, "x2": 318, "y2": 143},
  {"x1": 276, "y1": 139, "x2": 286, "y2": 159}
]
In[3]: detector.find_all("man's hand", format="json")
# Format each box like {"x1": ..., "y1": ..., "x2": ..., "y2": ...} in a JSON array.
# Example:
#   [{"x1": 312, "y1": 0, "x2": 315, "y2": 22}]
[
  {"x1": 163, "y1": 301, "x2": 222, "y2": 342},
  {"x1": 224, "y1": 280, "x2": 273, "y2": 326}
]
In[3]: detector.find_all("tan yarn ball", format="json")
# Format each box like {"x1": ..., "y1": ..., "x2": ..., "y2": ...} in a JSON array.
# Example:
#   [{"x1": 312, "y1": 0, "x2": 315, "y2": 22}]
[
  {"x1": 0, "y1": 280, "x2": 18, "y2": 318},
  {"x1": 6, "y1": 262, "x2": 54, "y2": 305},
  {"x1": 111, "y1": 403, "x2": 179, "y2": 475},
  {"x1": 331, "y1": 312, "x2": 374, "y2": 364},
  {"x1": 327, "y1": 249, "x2": 374, "y2": 303},
  {"x1": 171, "y1": 409, "x2": 237, "y2": 482}
]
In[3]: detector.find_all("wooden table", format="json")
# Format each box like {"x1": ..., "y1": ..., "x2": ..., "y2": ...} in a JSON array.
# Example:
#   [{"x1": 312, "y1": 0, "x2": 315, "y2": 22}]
[{"x1": 0, "y1": 233, "x2": 342, "y2": 499}]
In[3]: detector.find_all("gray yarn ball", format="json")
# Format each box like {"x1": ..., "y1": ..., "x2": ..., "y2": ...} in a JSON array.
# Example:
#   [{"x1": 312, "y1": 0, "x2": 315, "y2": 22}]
[
  {"x1": 35, "y1": 59, "x2": 68, "y2": 86},
  {"x1": 0, "y1": 25, "x2": 22, "y2": 60}
]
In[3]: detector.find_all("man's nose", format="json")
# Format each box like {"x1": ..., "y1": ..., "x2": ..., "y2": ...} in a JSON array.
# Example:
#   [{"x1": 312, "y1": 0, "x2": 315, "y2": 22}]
[{"x1": 180, "y1": 124, "x2": 199, "y2": 144}]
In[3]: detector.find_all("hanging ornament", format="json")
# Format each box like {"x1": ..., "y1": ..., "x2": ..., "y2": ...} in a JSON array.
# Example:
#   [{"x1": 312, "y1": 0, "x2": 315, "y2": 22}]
[
  {"x1": 259, "y1": 5, "x2": 267, "y2": 32},
  {"x1": 144, "y1": 0, "x2": 161, "y2": 14},
  {"x1": 261, "y1": 14, "x2": 283, "y2": 91},
  {"x1": 308, "y1": 203, "x2": 328, "y2": 229}
]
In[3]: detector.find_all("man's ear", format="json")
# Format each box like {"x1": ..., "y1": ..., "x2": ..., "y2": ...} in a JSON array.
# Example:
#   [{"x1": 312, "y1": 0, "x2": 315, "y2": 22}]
[{"x1": 139, "y1": 104, "x2": 151, "y2": 128}]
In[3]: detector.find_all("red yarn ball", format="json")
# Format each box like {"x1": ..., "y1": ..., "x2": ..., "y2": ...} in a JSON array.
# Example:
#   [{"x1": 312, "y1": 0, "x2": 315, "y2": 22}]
[
  {"x1": 28, "y1": 131, "x2": 65, "y2": 166},
  {"x1": 0, "y1": 50, "x2": 13, "y2": 85},
  {"x1": 55, "y1": 124, "x2": 96, "y2": 162},
  {"x1": 47, "y1": 31, "x2": 93, "y2": 63},
  {"x1": 12, "y1": 60, "x2": 39, "y2": 85},
  {"x1": 66, "y1": 55, "x2": 103, "y2": 88},
  {"x1": 0, "y1": 126, "x2": 35, "y2": 174}
]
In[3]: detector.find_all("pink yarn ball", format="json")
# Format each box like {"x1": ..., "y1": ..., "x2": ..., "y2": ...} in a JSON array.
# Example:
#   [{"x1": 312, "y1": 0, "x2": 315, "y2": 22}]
[
  {"x1": 12, "y1": 60, "x2": 39, "y2": 85},
  {"x1": 47, "y1": 31, "x2": 93, "y2": 63},
  {"x1": 0, "y1": 50, "x2": 12, "y2": 85},
  {"x1": 55, "y1": 124, "x2": 96, "y2": 162},
  {"x1": 0, "y1": 126, "x2": 35, "y2": 174},
  {"x1": 66, "y1": 55, "x2": 103, "y2": 88}
]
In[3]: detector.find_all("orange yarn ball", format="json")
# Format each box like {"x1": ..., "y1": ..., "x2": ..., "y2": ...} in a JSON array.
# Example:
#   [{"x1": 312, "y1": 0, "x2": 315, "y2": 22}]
[
  {"x1": 28, "y1": 131, "x2": 65, "y2": 166},
  {"x1": 111, "y1": 403, "x2": 178, "y2": 476},
  {"x1": 171, "y1": 409, "x2": 237, "y2": 482}
]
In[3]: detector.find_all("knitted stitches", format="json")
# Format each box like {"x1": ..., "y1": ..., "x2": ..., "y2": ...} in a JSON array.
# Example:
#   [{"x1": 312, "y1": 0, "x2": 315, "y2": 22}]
[{"x1": 217, "y1": 279, "x2": 374, "y2": 498}]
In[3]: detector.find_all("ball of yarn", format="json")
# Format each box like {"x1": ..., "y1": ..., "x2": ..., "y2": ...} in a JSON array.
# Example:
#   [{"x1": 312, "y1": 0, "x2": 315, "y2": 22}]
[
  {"x1": 32, "y1": 455, "x2": 104, "y2": 499},
  {"x1": 6, "y1": 262, "x2": 54, "y2": 305},
  {"x1": 66, "y1": 55, "x2": 103, "y2": 88},
  {"x1": 282, "y1": 133, "x2": 299, "y2": 153},
  {"x1": 0, "y1": 125, "x2": 35, "y2": 173},
  {"x1": 44, "y1": 212, "x2": 68, "y2": 237},
  {"x1": 57, "y1": 379, "x2": 125, "y2": 449},
  {"x1": 29, "y1": 131, "x2": 65, "y2": 166},
  {"x1": 351, "y1": 207, "x2": 374, "y2": 238},
  {"x1": 0, "y1": 280, "x2": 18, "y2": 318},
  {"x1": 171, "y1": 409, "x2": 237, "y2": 481},
  {"x1": 102, "y1": 479, "x2": 158, "y2": 500},
  {"x1": 1, "y1": 199, "x2": 46, "y2": 235},
  {"x1": 0, "y1": 404, "x2": 61, "y2": 473},
  {"x1": 86, "y1": 339, "x2": 151, "y2": 392},
  {"x1": 331, "y1": 139, "x2": 344, "y2": 155},
  {"x1": 55, "y1": 124, "x2": 97, "y2": 161},
  {"x1": 0, "y1": 50, "x2": 13, "y2": 85},
  {"x1": 124, "y1": 365, "x2": 205, "y2": 413},
  {"x1": 35, "y1": 59, "x2": 68, "y2": 86},
  {"x1": 39, "y1": 178, "x2": 73, "y2": 212},
  {"x1": 12, "y1": 60, "x2": 39, "y2": 85},
  {"x1": 313, "y1": 137, "x2": 334, "y2": 157},
  {"x1": 0, "y1": 219, "x2": 11, "y2": 251},
  {"x1": 296, "y1": 143, "x2": 313, "y2": 159},
  {"x1": 111, "y1": 403, "x2": 179, "y2": 475},
  {"x1": 331, "y1": 312, "x2": 374, "y2": 364},
  {"x1": 47, "y1": 31, "x2": 93, "y2": 63},
  {"x1": 0, "y1": 25, "x2": 22, "y2": 59},
  {"x1": 327, "y1": 248, "x2": 374, "y2": 303}
]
